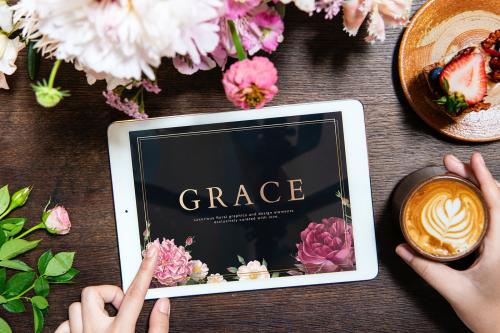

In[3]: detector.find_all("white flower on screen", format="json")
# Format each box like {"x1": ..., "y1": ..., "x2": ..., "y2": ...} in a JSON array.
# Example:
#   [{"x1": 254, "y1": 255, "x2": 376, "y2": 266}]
[
  {"x1": 237, "y1": 260, "x2": 271, "y2": 280},
  {"x1": 13, "y1": 0, "x2": 223, "y2": 88},
  {"x1": 206, "y1": 273, "x2": 227, "y2": 284},
  {"x1": 190, "y1": 260, "x2": 209, "y2": 282}
]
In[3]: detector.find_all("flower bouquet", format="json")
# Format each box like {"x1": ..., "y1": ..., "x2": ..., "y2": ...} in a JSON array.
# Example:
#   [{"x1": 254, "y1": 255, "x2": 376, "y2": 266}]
[
  {"x1": 1, "y1": 0, "x2": 412, "y2": 118},
  {"x1": 0, "y1": 185, "x2": 77, "y2": 333}
]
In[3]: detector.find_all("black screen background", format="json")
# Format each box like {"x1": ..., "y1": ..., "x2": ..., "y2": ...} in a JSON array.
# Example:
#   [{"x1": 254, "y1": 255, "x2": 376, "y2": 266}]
[{"x1": 129, "y1": 112, "x2": 351, "y2": 278}]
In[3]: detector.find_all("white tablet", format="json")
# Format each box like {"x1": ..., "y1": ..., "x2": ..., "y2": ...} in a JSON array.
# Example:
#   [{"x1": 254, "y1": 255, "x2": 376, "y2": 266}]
[{"x1": 108, "y1": 100, "x2": 377, "y2": 299}]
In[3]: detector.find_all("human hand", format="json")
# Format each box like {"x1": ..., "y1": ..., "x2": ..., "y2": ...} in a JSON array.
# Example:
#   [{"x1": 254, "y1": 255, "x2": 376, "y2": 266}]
[
  {"x1": 55, "y1": 244, "x2": 170, "y2": 333},
  {"x1": 396, "y1": 152, "x2": 500, "y2": 333}
]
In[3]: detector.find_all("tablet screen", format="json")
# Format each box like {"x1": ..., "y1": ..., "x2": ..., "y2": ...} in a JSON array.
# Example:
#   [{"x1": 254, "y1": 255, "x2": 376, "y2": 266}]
[{"x1": 129, "y1": 112, "x2": 355, "y2": 288}]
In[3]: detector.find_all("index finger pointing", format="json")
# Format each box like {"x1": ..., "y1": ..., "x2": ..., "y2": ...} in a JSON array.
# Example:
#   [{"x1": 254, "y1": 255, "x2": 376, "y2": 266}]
[{"x1": 116, "y1": 244, "x2": 159, "y2": 326}]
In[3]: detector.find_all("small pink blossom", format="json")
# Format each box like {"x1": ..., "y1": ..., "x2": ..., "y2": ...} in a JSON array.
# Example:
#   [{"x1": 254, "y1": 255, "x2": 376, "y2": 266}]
[
  {"x1": 342, "y1": 0, "x2": 412, "y2": 43},
  {"x1": 222, "y1": 56, "x2": 278, "y2": 109},
  {"x1": 314, "y1": 0, "x2": 344, "y2": 19},
  {"x1": 102, "y1": 90, "x2": 148, "y2": 120},
  {"x1": 146, "y1": 238, "x2": 193, "y2": 287},
  {"x1": 225, "y1": 0, "x2": 261, "y2": 19},
  {"x1": 173, "y1": 55, "x2": 216, "y2": 75},
  {"x1": 185, "y1": 236, "x2": 194, "y2": 246},
  {"x1": 296, "y1": 217, "x2": 355, "y2": 273},
  {"x1": 251, "y1": 8, "x2": 284, "y2": 53},
  {"x1": 140, "y1": 80, "x2": 161, "y2": 94},
  {"x1": 44, "y1": 206, "x2": 71, "y2": 235}
]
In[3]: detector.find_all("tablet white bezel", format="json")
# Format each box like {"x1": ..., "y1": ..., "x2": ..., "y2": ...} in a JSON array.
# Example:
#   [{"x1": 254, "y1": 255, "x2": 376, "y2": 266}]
[{"x1": 107, "y1": 99, "x2": 378, "y2": 299}]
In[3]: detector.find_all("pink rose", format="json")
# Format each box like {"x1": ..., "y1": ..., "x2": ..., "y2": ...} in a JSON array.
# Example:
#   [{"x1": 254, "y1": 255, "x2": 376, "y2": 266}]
[
  {"x1": 146, "y1": 238, "x2": 193, "y2": 287},
  {"x1": 296, "y1": 217, "x2": 355, "y2": 273},
  {"x1": 222, "y1": 56, "x2": 278, "y2": 109},
  {"x1": 185, "y1": 236, "x2": 194, "y2": 246},
  {"x1": 44, "y1": 206, "x2": 71, "y2": 235}
]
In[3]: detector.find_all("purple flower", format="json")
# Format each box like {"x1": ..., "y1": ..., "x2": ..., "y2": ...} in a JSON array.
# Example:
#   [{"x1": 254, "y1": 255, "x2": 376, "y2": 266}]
[
  {"x1": 225, "y1": 0, "x2": 261, "y2": 19},
  {"x1": 296, "y1": 217, "x2": 355, "y2": 273},
  {"x1": 102, "y1": 90, "x2": 148, "y2": 120},
  {"x1": 140, "y1": 80, "x2": 161, "y2": 94}
]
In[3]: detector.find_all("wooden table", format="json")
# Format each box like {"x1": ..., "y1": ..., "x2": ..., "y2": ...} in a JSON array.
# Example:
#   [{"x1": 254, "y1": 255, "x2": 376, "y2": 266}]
[{"x1": 1, "y1": 1, "x2": 498, "y2": 331}]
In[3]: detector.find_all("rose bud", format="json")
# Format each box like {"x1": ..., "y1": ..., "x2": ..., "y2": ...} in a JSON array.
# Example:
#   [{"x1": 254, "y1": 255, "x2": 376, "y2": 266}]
[
  {"x1": 185, "y1": 236, "x2": 194, "y2": 246},
  {"x1": 10, "y1": 186, "x2": 32, "y2": 209},
  {"x1": 43, "y1": 206, "x2": 71, "y2": 235}
]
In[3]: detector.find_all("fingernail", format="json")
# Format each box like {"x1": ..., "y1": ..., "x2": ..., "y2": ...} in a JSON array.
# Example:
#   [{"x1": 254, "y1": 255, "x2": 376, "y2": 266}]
[
  {"x1": 396, "y1": 244, "x2": 414, "y2": 263},
  {"x1": 146, "y1": 244, "x2": 158, "y2": 258},
  {"x1": 447, "y1": 154, "x2": 460, "y2": 163},
  {"x1": 158, "y1": 298, "x2": 170, "y2": 315},
  {"x1": 476, "y1": 152, "x2": 485, "y2": 166}
]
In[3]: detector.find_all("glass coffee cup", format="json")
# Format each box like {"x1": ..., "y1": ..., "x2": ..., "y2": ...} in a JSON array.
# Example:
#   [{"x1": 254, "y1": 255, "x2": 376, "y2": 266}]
[{"x1": 393, "y1": 166, "x2": 488, "y2": 262}]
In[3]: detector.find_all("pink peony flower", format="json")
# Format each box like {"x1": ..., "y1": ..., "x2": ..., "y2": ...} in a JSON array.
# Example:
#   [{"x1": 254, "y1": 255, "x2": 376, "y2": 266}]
[
  {"x1": 314, "y1": 0, "x2": 344, "y2": 19},
  {"x1": 225, "y1": 0, "x2": 261, "y2": 19},
  {"x1": 146, "y1": 238, "x2": 193, "y2": 287},
  {"x1": 44, "y1": 206, "x2": 71, "y2": 235},
  {"x1": 222, "y1": 56, "x2": 278, "y2": 109},
  {"x1": 296, "y1": 217, "x2": 355, "y2": 273}
]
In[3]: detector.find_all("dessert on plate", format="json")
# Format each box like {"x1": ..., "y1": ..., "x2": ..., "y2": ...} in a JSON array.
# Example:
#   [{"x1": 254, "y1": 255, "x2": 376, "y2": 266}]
[{"x1": 423, "y1": 29, "x2": 499, "y2": 117}]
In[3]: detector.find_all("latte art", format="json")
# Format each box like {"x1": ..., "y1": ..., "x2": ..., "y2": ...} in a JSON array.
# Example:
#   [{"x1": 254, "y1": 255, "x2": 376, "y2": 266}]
[{"x1": 403, "y1": 178, "x2": 486, "y2": 257}]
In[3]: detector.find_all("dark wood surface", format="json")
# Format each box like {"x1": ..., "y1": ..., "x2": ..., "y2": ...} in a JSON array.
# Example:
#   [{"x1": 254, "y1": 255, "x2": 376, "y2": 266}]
[{"x1": 1, "y1": 1, "x2": 498, "y2": 332}]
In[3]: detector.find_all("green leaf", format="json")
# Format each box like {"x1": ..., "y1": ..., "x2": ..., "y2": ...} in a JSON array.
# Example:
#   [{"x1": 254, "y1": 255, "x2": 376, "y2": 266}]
[
  {"x1": 0, "y1": 296, "x2": 6, "y2": 304},
  {"x1": 45, "y1": 252, "x2": 74, "y2": 277},
  {"x1": 237, "y1": 255, "x2": 246, "y2": 265},
  {"x1": 47, "y1": 268, "x2": 78, "y2": 283},
  {"x1": 2, "y1": 299, "x2": 25, "y2": 313},
  {"x1": 0, "y1": 231, "x2": 5, "y2": 248},
  {"x1": 0, "y1": 269, "x2": 5, "y2": 293},
  {"x1": 442, "y1": 78, "x2": 450, "y2": 93},
  {"x1": 34, "y1": 277, "x2": 49, "y2": 297},
  {"x1": 0, "y1": 239, "x2": 41, "y2": 260},
  {"x1": 262, "y1": 258, "x2": 268, "y2": 268},
  {"x1": 0, "y1": 317, "x2": 12, "y2": 333},
  {"x1": 32, "y1": 303, "x2": 44, "y2": 333},
  {"x1": 1, "y1": 218, "x2": 26, "y2": 237},
  {"x1": 271, "y1": 272, "x2": 280, "y2": 278},
  {"x1": 0, "y1": 260, "x2": 32, "y2": 271},
  {"x1": 226, "y1": 267, "x2": 238, "y2": 274},
  {"x1": 27, "y1": 41, "x2": 41, "y2": 81},
  {"x1": 3, "y1": 271, "x2": 36, "y2": 297},
  {"x1": 31, "y1": 296, "x2": 48, "y2": 310},
  {"x1": 37, "y1": 250, "x2": 53, "y2": 275},
  {"x1": 0, "y1": 186, "x2": 9, "y2": 217}
]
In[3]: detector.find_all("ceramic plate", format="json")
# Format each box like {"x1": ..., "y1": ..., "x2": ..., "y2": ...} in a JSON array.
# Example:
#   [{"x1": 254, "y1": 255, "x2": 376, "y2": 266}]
[{"x1": 399, "y1": 0, "x2": 500, "y2": 142}]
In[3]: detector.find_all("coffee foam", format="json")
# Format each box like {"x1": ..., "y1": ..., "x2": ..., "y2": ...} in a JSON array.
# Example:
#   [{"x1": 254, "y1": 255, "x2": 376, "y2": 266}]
[{"x1": 403, "y1": 178, "x2": 486, "y2": 257}]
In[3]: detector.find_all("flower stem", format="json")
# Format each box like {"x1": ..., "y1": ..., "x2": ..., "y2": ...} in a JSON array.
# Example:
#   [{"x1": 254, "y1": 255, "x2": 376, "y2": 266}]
[
  {"x1": 228, "y1": 20, "x2": 247, "y2": 61},
  {"x1": 0, "y1": 207, "x2": 13, "y2": 220},
  {"x1": 48, "y1": 60, "x2": 62, "y2": 88},
  {"x1": 5, "y1": 282, "x2": 35, "y2": 303},
  {"x1": 15, "y1": 223, "x2": 45, "y2": 239}
]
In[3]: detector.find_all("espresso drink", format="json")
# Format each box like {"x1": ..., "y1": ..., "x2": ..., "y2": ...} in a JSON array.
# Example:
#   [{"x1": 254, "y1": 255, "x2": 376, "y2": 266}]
[{"x1": 402, "y1": 177, "x2": 487, "y2": 259}]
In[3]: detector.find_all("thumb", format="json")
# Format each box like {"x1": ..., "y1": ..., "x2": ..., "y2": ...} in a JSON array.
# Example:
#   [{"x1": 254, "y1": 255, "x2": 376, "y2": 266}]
[
  {"x1": 396, "y1": 244, "x2": 466, "y2": 302},
  {"x1": 149, "y1": 298, "x2": 170, "y2": 333}
]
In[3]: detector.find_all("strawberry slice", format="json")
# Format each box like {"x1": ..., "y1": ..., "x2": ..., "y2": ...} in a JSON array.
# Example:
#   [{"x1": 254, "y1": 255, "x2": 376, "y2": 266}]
[{"x1": 436, "y1": 50, "x2": 487, "y2": 115}]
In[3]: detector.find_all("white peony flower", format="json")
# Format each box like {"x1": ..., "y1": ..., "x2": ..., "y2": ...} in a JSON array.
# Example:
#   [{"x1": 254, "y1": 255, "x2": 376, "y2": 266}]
[
  {"x1": 279, "y1": 0, "x2": 315, "y2": 12},
  {"x1": 190, "y1": 260, "x2": 209, "y2": 282},
  {"x1": 0, "y1": 36, "x2": 24, "y2": 87},
  {"x1": 237, "y1": 260, "x2": 270, "y2": 280},
  {"x1": 13, "y1": 0, "x2": 223, "y2": 87},
  {"x1": 0, "y1": 0, "x2": 13, "y2": 32},
  {"x1": 206, "y1": 273, "x2": 227, "y2": 284}
]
